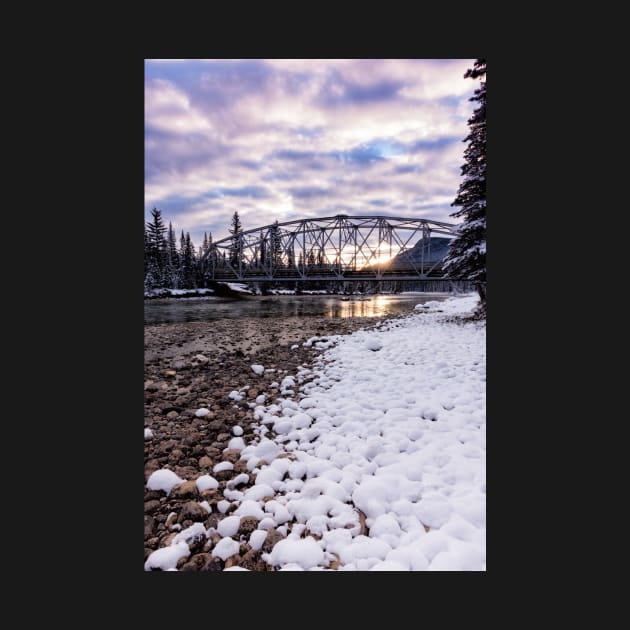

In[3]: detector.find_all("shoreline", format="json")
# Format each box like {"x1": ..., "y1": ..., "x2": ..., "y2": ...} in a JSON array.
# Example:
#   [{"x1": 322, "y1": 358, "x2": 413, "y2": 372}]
[{"x1": 144, "y1": 311, "x2": 411, "y2": 570}]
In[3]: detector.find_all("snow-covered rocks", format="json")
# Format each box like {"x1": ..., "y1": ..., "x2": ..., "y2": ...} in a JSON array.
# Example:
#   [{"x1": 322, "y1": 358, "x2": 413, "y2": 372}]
[
  {"x1": 195, "y1": 475, "x2": 219, "y2": 492},
  {"x1": 144, "y1": 428, "x2": 154, "y2": 440},
  {"x1": 146, "y1": 469, "x2": 185, "y2": 495},
  {"x1": 217, "y1": 515, "x2": 241, "y2": 538},
  {"x1": 365, "y1": 337, "x2": 382, "y2": 352},
  {"x1": 213, "y1": 461, "x2": 234, "y2": 474},
  {"x1": 232, "y1": 425, "x2": 244, "y2": 436},
  {"x1": 251, "y1": 364, "x2": 265, "y2": 375},
  {"x1": 195, "y1": 407, "x2": 211, "y2": 418},
  {"x1": 144, "y1": 542, "x2": 190, "y2": 571},
  {"x1": 263, "y1": 536, "x2": 325, "y2": 570},
  {"x1": 212, "y1": 537, "x2": 240, "y2": 561}
]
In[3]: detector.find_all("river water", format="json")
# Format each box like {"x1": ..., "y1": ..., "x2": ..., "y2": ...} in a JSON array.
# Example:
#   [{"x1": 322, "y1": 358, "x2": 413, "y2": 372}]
[{"x1": 144, "y1": 293, "x2": 452, "y2": 325}]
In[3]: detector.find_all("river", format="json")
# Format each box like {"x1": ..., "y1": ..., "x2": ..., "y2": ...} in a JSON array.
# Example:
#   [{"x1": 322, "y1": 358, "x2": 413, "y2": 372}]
[{"x1": 144, "y1": 293, "x2": 452, "y2": 325}]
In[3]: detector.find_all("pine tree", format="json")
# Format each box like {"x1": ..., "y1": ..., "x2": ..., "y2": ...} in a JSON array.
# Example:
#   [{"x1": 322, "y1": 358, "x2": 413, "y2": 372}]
[
  {"x1": 166, "y1": 222, "x2": 180, "y2": 288},
  {"x1": 443, "y1": 59, "x2": 486, "y2": 313},
  {"x1": 271, "y1": 220, "x2": 283, "y2": 268},
  {"x1": 145, "y1": 208, "x2": 168, "y2": 288},
  {"x1": 229, "y1": 211, "x2": 243, "y2": 268}
]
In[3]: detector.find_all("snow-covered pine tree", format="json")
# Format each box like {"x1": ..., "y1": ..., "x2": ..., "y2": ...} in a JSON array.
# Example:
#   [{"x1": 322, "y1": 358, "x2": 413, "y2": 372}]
[
  {"x1": 166, "y1": 222, "x2": 180, "y2": 288},
  {"x1": 443, "y1": 58, "x2": 486, "y2": 314},
  {"x1": 229, "y1": 211, "x2": 243, "y2": 268},
  {"x1": 145, "y1": 208, "x2": 168, "y2": 288}
]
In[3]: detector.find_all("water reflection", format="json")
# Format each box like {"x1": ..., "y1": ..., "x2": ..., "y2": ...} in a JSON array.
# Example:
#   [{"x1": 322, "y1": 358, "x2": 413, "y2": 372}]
[{"x1": 144, "y1": 294, "x2": 450, "y2": 325}]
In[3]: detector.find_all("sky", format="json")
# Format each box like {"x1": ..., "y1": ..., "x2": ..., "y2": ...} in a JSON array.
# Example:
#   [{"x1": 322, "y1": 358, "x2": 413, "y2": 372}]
[{"x1": 145, "y1": 59, "x2": 478, "y2": 249}]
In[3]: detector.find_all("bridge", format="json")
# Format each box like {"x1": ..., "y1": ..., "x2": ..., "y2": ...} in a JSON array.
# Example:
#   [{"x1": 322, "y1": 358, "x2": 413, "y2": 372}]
[{"x1": 201, "y1": 215, "x2": 460, "y2": 283}]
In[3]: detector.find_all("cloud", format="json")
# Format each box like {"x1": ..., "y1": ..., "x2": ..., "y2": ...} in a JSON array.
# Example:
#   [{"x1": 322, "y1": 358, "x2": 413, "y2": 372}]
[{"x1": 145, "y1": 58, "x2": 479, "y2": 247}]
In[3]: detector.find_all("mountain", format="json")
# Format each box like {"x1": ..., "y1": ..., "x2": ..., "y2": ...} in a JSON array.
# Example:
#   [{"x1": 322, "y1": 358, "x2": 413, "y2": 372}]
[{"x1": 386, "y1": 236, "x2": 452, "y2": 267}]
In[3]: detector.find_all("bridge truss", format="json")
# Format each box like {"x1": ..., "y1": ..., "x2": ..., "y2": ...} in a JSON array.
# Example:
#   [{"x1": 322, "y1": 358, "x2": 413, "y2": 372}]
[{"x1": 201, "y1": 215, "x2": 459, "y2": 282}]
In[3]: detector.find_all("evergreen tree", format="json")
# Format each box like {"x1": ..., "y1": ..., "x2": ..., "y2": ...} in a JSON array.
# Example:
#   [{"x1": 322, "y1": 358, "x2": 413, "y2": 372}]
[
  {"x1": 145, "y1": 208, "x2": 168, "y2": 288},
  {"x1": 443, "y1": 58, "x2": 486, "y2": 313},
  {"x1": 229, "y1": 211, "x2": 243, "y2": 268},
  {"x1": 270, "y1": 220, "x2": 283, "y2": 268},
  {"x1": 166, "y1": 221, "x2": 180, "y2": 288},
  {"x1": 181, "y1": 232, "x2": 196, "y2": 288},
  {"x1": 259, "y1": 231, "x2": 266, "y2": 268}
]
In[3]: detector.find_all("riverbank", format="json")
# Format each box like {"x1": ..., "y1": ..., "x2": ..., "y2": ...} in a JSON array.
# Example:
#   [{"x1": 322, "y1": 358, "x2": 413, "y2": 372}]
[
  {"x1": 144, "y1": 295, "x2": 485, "y2": 571},
  {"x1": 144, "y1": 312, "x2": 410, "y2": 570}
]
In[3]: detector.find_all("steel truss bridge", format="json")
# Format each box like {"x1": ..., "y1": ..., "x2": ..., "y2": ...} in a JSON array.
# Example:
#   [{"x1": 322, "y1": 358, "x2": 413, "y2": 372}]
[{"x1": 201, "y1": 215, "x2": 459, "y2": 283}]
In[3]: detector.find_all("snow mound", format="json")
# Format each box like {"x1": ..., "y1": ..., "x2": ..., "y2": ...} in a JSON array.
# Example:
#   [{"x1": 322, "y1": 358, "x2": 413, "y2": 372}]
[
  {"x1": 365, "y1": 337, "x2": 383, "y2": 352},
  {"x1": 196, "y1": 475, "x2": 219, "y2": 492},
  {"x1": 144, "y1": 428, "x2": 154, "y2": 440},
  {"x1": 213, "y1": 462, "x2": 234, "y2": 473},
  {"x1": 263, "y1": 536, "x2": 325, "y2": 569},
  {"x1": 195, "y1": 408, "x2": 210, "y2": 418},
  {"x1": 217, "y1": 515, "x2": 240, "y2": 538},
  {"x1": 147, "y1": 469, "x2": 185, "y2": 495},
  {"x1": 212, "y1": 537, "x2": 240, "y2": 561},
  {"x1": 144, "y1": 542, "x2": 189, "y2": 571},
  {"x1": 251, "y1": 364, "x2": 265, "y2": 375}
]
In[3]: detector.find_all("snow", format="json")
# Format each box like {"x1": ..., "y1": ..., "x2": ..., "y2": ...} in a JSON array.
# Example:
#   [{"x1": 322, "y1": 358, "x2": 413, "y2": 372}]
[
  {"x1": 217, "y1": 500, "x2": 231, "y2": 514},
  {"x1": 144, "y1": 542, "x2": 190, "y2": 571},
  {"x1": 365, "y1": 337, "x2": 382, "y2": 352},
  {"x1": 263, "y1": 536, "x2": 325, "y2": 570},
  {"x1": 195, "y1": 408, "x2": 211, "y2": 418},
  {"x1": 249, "y1": 529, "x2": 268, "y2": 551},
  {"x1": 234, "y1": 500, "x2": 266, "y2": 520},
  {"x1": 217, "y1": 515, "x2": 241, "y2": 538},
  {"x1": 232, "y1": 426, "x2": 244, "y2": 436},
  {"x1": 146, "y1": 469, "x2": 185, "y2": 495},
  {"x1": 246, "y1": 294, "x2": 485, "y2": 571},
  {"x1": 251, "y1": 364, "x2": 265, "y2": 375},
  {"x1": 227, "y1": 437, "x2": 246, "y2": 451},
  {"x1": 172, "y1": 522, "x2": 206, "y2": 546},
  {"x1": 144, "y1": 428, "x2": 153, "y2": 440},
  {"x1": 196, "y1": 475, "x2": 219, "y2": 492},
  {"x1": 212, "y1": 537, "x2": 240, "y2": 561},
  {"x1": 213, "y1": 462, "x2": 234, "y2": 474},
  {"x1": 228, "y1": 391, "x2": 244, "y2": 401}
]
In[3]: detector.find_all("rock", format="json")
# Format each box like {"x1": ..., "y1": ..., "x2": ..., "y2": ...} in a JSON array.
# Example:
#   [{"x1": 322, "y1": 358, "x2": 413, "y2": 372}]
[
  {"x1": 207, "y1": 420, "x2": 223, "y2": 431},
  {"x1": 144, "y1": 500, "x2": 160, "y2": 514},
  {"x1": 214, "y1": 470, "x2": 233, "y2": 482},
  {"x1": 201, "y1": 557, "x2": 223, "y2": 571},
  {"x1": 165, "y1": 513, "x2": 178, "y2": 528},
  {"x1": 166, "y1": 411, "x2": 179, "y2": 419},
  {"x1": 205, "y1": 514, "x2": 220, "y2": 530},
  {"x1": 144, "y1": 515, "x2": 155, "y2": 537},
  {"x1": 145, "y1": 381, "x2": 158, "y2": 392},
  {"x1": 171, "y1": 480, "x2": 199, "y2": 499},
  {"x1": 164, "y1": 370, "x2": 177, "y2": 377},
  {"x1": 224, "y1": 555, "x2": 242, "y2": 569},
  {"x1": 168, "y1": 449, "x2": 184, "y2": 463},
  {"x1": 234, "y1": 460, "x2": 249, "y2": 474},
  {"x1": 262, "y1": 528, "x2": 285, "y2": 554},
  {"x1": 144, "y1": 461, "x2": 161, "y2": 479},
  {"x1": 173, "y1": 465, "x2": 198, "y2": 479},
  {"x1": 238, "y1": 516, "x2": 259, "y2": 536},
  {"x1": 222, "y1": 449, "x2": 242, "y2": 464},
  {"x1": 179, "y1": 501, "x2": 208, "y2": 523},
  {"x1": 198, "y1": 456, "x2": 213, "y2": 469},
  {"x1": 217, "y1": 432, "x2": 231, "y2": 442},
  {"x1": 205, "y1": 447, "x2": 221, "y2": 459},
  {"x1": 199, "y1": 488, "x2": 220, "y2": 502},
  {"x1": 239, "y1": 549, "x2": 267, "y2": 571},
  {"x1": 180, "y1": 552, "x2": 212, "y2": 571}
]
